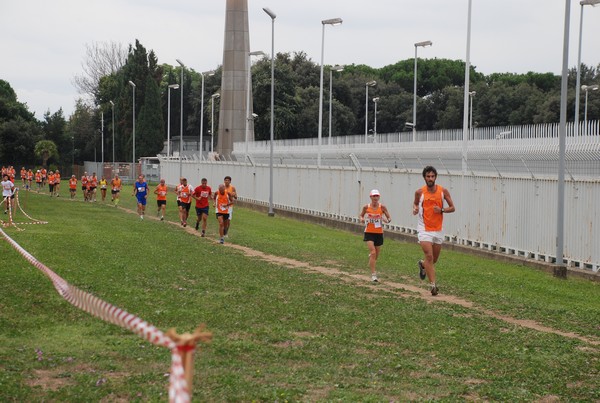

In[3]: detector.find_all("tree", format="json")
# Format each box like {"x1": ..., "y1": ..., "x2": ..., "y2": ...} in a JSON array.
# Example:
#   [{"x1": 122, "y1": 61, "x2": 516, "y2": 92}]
[
  {"x1": 73, "y1": 41, "x2": 127, "y2": 99},
  {"x1": 137, "y1": 75, "x2": 165, "y2": 156},
  {"x1": 34, "y1": 140, "x2": 59, "y2": 168}
]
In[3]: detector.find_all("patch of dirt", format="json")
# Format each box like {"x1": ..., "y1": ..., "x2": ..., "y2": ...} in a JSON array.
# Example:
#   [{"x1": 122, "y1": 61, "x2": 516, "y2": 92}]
[{"x1": 129, "y1": 208, "x2": 600, "y2": 347}]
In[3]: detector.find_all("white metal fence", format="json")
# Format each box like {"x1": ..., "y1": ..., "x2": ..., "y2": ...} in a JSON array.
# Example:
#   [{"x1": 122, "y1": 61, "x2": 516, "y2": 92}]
[{"x1": 160, "y1": 158, "x2": 600, "y2": 273}]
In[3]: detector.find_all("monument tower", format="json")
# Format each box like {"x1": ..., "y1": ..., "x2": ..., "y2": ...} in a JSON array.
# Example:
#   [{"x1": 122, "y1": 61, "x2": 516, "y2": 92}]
[{"x1": 217, "y1": 0, "x2": 255, "y2": 159}]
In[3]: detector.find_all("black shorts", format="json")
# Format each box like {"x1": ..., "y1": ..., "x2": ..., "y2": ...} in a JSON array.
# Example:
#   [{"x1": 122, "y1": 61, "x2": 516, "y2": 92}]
[
  {"x1": 216, "y1": 212, "x2": 230, "y2": 220},
  {"x1": 111, "y1": 189, "x2": 120, "y2": 194},
  {"x1": 177, "y1": 201, "x2": 191, "y2": 211},
  {"x1": 363, "y1": 232, "x2": 384, "y2": 247},
  {"x1": 196, "y1": 207, "x2": 209, "y2": 216},
  {"x1": 157, "y1": 200, "x2": 166, "y2": 206},
  {"x1": 82, "y1": 186, "x2": 87, "y2": 191},
  {"x1": 48, "y1": 184, "x2": 54, "y2": 191}
]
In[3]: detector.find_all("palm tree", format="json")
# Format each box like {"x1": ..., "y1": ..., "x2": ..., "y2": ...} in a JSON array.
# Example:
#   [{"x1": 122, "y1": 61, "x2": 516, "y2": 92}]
[{"x1": 34, "y1": 140, "x2": 59, "y2": 168}]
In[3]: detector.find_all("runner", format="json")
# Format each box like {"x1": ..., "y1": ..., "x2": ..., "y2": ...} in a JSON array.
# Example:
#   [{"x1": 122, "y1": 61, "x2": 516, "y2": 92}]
[
  {"x1": 35, "y1": 170, "x2": 42, "y2": 192},
  {"x1": 2, "y1": 173, "x2": 16, "y2": 214},
  {"x1": 47, "y1": 170, "x2": 56, "y2": 197},
  {"x1": 359, "y1": 189, "x2": 391, "y2": 283},
  {"x1": 69, "y1": 175, "x2": 78, "y2": 199},
  {"x1": 99, "y1": 176, "x2": 108, "y2": 202},
  {"x1": 81, "y1": 172, "x2": 89, "y2": 201},
  {"x1": 54, "y1": 170, "x2": 61, "y2": 197},
  {"x1": 214, "y1": 183, "x2": 232, "y2": 244},
  {"x1": 132, "y1": 174, "x2": 148, "y2": 220},
  {"x1": 175, "y1": 177, "x2": 193, "y2": 227},
  {"x1": 154, "y1": 178, "x2": 168, "y2": 221},
  {"x1": 26, "y1": 169, "x2": 33, "y2": 191},
  {"x1": 111, "y1": 174, "x2": 122, "y2": 206},
  {"x1": 223, "y1": 176, "x2": 237, "y2": 237},
  {"x1": 89, "y1": 172, "x2": 99, "y2": 202},
  {"x1": 41, "y1": 167, "x2": 47, "y2": 189},
  {"x1": 192, "y1": 178, "x2": 212, "y2": 236},
  {"x1": 413, "y1": 166, "x2": 456, "y2": 296},
  {"x1": 20, "y1": 167, "x2": 27, "y2": 187}
]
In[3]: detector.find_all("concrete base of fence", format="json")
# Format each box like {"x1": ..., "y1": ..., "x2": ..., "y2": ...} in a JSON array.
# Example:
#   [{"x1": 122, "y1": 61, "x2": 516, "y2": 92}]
[
  {"x1": 237, "y1": 200, "x2": 600, "y2": 283},
  {"x1": 553, "y1": 265, "x2": 568, "y2": 279}
]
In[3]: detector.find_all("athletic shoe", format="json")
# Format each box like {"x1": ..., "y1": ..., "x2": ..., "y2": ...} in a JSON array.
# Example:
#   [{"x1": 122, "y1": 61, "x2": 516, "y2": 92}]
[
  {"x1": 195, "y1": 222, "x2": 199, "y2": 230},
  {"x1": 201, "y1": 230, "x2": 205, "y2": 237},
  {"x1": 371, "y1": 274, "x2": 378, "y2": 283},
  {"x1": 160, "y1": 216, "x2": 164, "y2": 221},
  {"x1": 140, "y1": 215, "x2": 144, "y2": 220},
  {"x1": 418, "y1": 260, "x2": 426, "y2": 280},
  {"x1": 430, "y1": 284, "x2": 439, "y2": 296},
  {"x1": 220, "y1": 238, "x2": 224, "y2": 244},
  {"x1": 183, "y1": 222, "x2": 187, "y2": 227}
]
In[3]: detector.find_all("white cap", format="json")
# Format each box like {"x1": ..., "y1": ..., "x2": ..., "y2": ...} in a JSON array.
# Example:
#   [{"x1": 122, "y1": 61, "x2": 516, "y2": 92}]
[{"x1": 370, "y1": 189, "x2": 380, "y2": 196}]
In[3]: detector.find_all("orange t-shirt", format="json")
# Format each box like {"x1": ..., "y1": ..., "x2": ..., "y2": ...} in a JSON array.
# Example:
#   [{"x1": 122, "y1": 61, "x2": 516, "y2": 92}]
[
  {"x1": 178, "y1": 184, "x2": 193, "y2": 204},
  {"x1": 364, "y1": 204, "x2": 384, "y2": 234},
  {"x1": 69, "y1": 178, "x2": 77, "y2": 189},
  {"x1": 48, "y1": 173, "x2": 56, "y2": 185},
  {"x1": 155, "y1": 184, "x2": 168, "y2": 201},
  {"x1": 215, "y1": 192, "x2": 231, "y2": 214}
]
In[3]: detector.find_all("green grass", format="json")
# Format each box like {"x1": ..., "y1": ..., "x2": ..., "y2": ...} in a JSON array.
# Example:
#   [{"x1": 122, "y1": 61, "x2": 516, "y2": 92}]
[{"x1": 0, "y1": 184, "x2": 598, "y2": 401}]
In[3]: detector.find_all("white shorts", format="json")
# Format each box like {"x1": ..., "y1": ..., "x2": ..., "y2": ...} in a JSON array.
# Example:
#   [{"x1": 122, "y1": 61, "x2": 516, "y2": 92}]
[{"x1": 418, "y1": 231, "x2": 444, "y2": 244}]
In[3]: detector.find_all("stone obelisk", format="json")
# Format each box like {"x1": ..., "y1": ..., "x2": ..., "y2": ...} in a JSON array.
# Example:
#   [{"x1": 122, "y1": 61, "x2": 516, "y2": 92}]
[{"x1": 217, "y1": 0, "x2": 253, "y2": 159}]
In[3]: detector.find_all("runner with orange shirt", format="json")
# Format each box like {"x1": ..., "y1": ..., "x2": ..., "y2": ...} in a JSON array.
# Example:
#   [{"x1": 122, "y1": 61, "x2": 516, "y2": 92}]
[
  {"x1": 192, "y1": 178, "x2": 212, "y2": 236},
  {"x1": 20, "y1": 167, "x2": 27, "y2": 187},
  {"x1": 214, "y1": 183, "x2": 232, "y2": 244},
  {"x1": 26, "y1": 169, "x2": 33, "y2": 191},
  {"x1": 413, "y1": 166, "x2": 456, "y2": 296},
  {"x1": 81, "y1": 172, "x2": 89, "y2": 201},
  {"x1": 154, "y1": 178, "x2": 168, "y2": 221},
  {"x1": 111, "y1": 174, "x2": 122, "y2": 206},
  {"x1": 69, "y1": 175, "x2": 78, "y2": 199},
  {"x1": 89, "y1": 173, "x2": 99, "y2": 202},
  {"x1": 54, "y1": 170, "x2": 61, "y2": 196},
  {"x1": 35, "y1": 170, "x2": 42, "y2": 192},
  {"x1": 175, "y1": 177, "x2": 193, "y2": 227},
  {"x1": 47, "y1": 170, "x2": 56, "y2": 197},
  {"x1": 359, "y1": 189, "x2": 391, "y2": 283}
]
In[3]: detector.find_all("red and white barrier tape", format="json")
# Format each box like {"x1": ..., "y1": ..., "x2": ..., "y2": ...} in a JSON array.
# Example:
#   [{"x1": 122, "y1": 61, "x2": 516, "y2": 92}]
[
  {"x1": 0, "y1": 227, "x2": 191, "y2": 402},
  {"x1": 16, "y1": 191, "x2": 48, "y2": 224}
]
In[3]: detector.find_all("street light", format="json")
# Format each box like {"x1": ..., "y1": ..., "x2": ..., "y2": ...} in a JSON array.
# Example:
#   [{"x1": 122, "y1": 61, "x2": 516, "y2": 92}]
[
  {"x1": 263, "y1": 7, "x2": 277, "y2": 217},
  {"x1": 365, "y1": 80, "x2": 376, "y2": 143},
  {"x1": 246, "y1": 51, "x2": 266, "y2": 162},
  {"x1": 210, "y1": 93, "x2": 220, "y2": 154},
  {"x1": 199, "y1": 70, "x2": 215, "y2": 159},
  {"x1": 109, "y1": 101, "x2": 115, "y2": 174},
  {"x1": 317, "y1": 17, "x2": 343, "y2": 167},
  {"x1": 582, "y1": 84, "x2": 599, "y2": 133},
  {"x1": 574, "y1": 0, "x2": 600, "y2": 135},
  {"x1": 167, "y1": 84, "x2": 180, "y2": 158},
  {"x1": 329, "y1": 64, "x2": 344, "y2": 145},
  {"x1": 469, "y1": 91, "x2": 476, "y2": 140},
  {"x1": 128, "y1": 80, "x2": 136, "y2": 178},
  {"x1": 176, "y1": 59, "x2": 185, "y2": 178},
  {"x1": 372, "y1": 97, "x2": 380, "y2": 143},
  {"x1": 413, "y1": 40, "x2": 432, "y2": 142},
  {"x1": 100, "y1": 111, "x2": 104, "y2": 170}
]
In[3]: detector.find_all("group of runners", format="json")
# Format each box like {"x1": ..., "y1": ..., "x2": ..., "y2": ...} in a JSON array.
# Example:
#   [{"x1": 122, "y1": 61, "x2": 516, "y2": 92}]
[
  {"x1": 133, "y1": 174, "x2": 237, "y2": 244},
  {"x1": 69, "y1": 172, "x2": 112, "y2": 202},
  {"x1": 360, "y1": 165, "x2": 455, "y2": 296},
  {"x1": 1, "y1": 165, "x2": 64, "y2": 195}
]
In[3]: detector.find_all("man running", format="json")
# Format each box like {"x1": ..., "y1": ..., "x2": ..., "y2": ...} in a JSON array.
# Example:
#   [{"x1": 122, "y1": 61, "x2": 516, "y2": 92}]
[
  {"x1": 154, "y1": 178, "x2": 168, "y2": 221},
  {"x1": 176, "y1": 177, "x2": 193, "y2": 227},
  {"x1": 111, "y1": 174, "x2": 122, "y2": 206},
  {"x1": 81, "y1": 172, "x2": 89, "y2": 201},
  {"x1": 2, "y1": 173, "x2": 16, "y2": 214},
  {"x1": 133, "y1": 174, "x2": 148, "y2": 220},
  {"x1": 413, "y1": 166, "x2": 456, "y2": 296},
  {"x1": 223, "y1": 176, "x2": 237, "y2": 237},
  {"x1": 192, "y1": 178, "x2": 212, "y2": 236},
  {"x1": 69, "y1": 175, "x2": 78, "y2": 199},
  {"x1": 214, "y1": 183, "x2": 232, "y2": 244}
]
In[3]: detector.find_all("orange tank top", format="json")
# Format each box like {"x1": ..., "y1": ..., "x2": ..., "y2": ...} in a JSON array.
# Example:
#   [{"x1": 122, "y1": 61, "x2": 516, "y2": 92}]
[
  {"x1": 364, "y1": 204, "x2": 384, "y2": 234},
  {"x1": 156, "y1": 184, "x2": 168, "y2": 201},
  {"x1": 419, "y1": 185, "x2": 444, "y2": 232},
  {"x1": 216, "y1": 192, "x2": 230, "y2": 214}
]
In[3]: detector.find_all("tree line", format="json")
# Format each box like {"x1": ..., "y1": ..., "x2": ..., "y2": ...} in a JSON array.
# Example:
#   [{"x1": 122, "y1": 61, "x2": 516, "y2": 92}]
[{"x1": 1, "y1": 39, "x2": 598, "y2": 168}]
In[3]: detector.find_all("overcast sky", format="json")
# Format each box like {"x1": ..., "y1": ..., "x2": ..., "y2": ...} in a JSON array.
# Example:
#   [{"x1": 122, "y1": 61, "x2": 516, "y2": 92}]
[{"x1": 1, "y1": 0, "x2": 599, "y2": 119}]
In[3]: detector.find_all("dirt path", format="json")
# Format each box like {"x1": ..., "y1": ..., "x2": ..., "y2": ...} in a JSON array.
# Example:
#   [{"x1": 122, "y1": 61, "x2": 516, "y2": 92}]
[{"x1": 134, "y1": 209, "x2": 600, "y2": 347}]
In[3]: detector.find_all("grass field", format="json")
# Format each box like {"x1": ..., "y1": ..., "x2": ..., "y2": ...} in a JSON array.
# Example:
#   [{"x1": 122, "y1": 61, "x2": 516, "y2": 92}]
[{"x1": 1, "y1": 184, "x2": 599, "y2": 401}]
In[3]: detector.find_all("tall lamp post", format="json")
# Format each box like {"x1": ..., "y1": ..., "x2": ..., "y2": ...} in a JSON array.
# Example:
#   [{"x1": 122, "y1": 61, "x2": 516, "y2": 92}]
[
  {"x1": 246, "y1": 51, "x2": 266, "y2": 162},
  {"x1": 109, "y1": 100, "x2": 115, "y2": 174},
  {"x1": 413, "y1": 40, "x2": 432, "y2": 142},
  {"x1": 372, "y1": 97, "x2": 379, "y2": 143},
  {"x1": 210, "y1": 93, "x2": 220, "y2": 154},
  {"x1": 200, "y1": 70, "x2": 215, "y2": 159},
  {"x1": 582, "y1": 84, "x2": 599, "y2": 133},
  {"x1": 365, "y1": 80, "x2": 376, "y2": 143},
  {"x1": 100, "y1": 111, "x2": 104, "y2": 170},
  {"x1": 574, "y1": 0, "x2": 600, "y2": 136},
  {"x1": 128, "y1": 80, "x2": 136, "y2": 179},
  {"x1": 167, "y1": 84, "x2": 180, "y2": 158},
  {"x1": 176, "y1": 59, "x2": 185, "y2": 178},
  {"x1": 263, "y1": 7, "x2": 277, "y2": 216},
  {"x1": 329, "y1": 64, "x2": 344, "y2": 145},
  {"x1": 469, "y1": 91, "x2": 476, "y2": 140},
  {"x1": 317, "y1": 17, "x2": 343, "y2": 167}
]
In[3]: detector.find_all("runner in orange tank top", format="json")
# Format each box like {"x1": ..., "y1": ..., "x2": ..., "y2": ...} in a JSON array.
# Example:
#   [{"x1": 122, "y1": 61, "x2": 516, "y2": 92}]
[
  {"x1": 69, "y1": 175, "x2": 78, "y2": 199},
  {"x1": 412, "y1": 166, "x2": 456, "y2": 296},
  {"x1": 213, "y1": 184, "x2": 232, "y2": 244},
  {"x1": 154, "y1": 178, "x2": 168, "y2": 221},
  {"x1": 359, "y1": 189, "x2": 391, "y2": 283}
]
